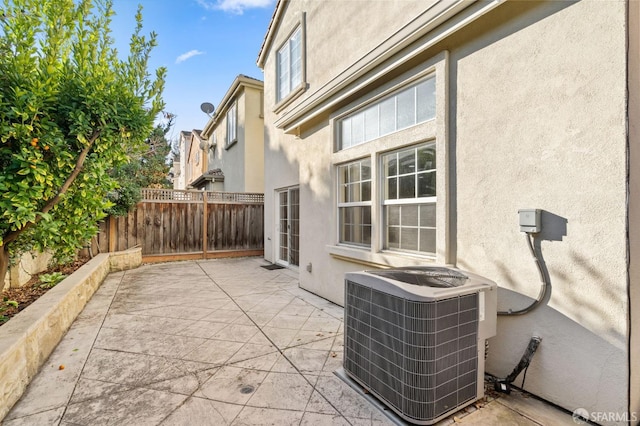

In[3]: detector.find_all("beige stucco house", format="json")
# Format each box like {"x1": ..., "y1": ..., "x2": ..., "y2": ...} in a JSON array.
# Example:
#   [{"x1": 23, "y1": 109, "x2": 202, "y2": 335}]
[
  {"x1": 184, "y1": 129, "x2": 206, "y2": 189},
  {"x1": 257, "y1": 1, "x2": 640, "y2": 424},
  {"x1": 172, "y1": 130, "x2": 191, "y2": 190},
  {"x1": 194, "y1": 75, "x2": 265, "y2": 193}
]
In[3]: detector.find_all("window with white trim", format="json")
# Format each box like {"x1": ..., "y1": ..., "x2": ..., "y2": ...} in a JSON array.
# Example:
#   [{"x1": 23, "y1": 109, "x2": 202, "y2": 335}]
[
  {"x1": 382, "y1": 143, "x2": 436, "y2": 254},
  {"x1": 277, "y1": 27, "x2": 302, "y2": 102},
  {"x1": 226, "y1": 102, "x2": 237, "y2": 148},
  {"x1": 338, "y1": 158, "x2": 372, "y2": 247},
  {"x1": 338, "y1": 76, "x2": 435, "y2": 151}
]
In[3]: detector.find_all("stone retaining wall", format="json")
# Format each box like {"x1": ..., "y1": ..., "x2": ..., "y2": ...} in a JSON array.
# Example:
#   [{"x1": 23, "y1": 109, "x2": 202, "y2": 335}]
[{"x1": 0, "y1": 248, "x2": 142, "y2": 421}]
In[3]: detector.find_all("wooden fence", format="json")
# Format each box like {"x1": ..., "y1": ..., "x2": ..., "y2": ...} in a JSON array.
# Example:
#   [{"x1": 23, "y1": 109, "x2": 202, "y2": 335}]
[{"x1": 93, "y1": 189, "x2": 264, "y2": 262}]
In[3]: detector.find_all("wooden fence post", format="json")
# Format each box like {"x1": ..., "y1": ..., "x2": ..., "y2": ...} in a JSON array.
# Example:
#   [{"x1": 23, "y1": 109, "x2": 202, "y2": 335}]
[
  {"x1": 108, "y1": 216, "x2": 116, "y2": 253},
  {"x1": 202, "y1": 191, "x2": 208, "y2": 259}
]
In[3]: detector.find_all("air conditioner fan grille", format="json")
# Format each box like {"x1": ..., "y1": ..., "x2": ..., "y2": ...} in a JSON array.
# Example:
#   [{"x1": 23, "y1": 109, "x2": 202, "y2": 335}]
[{"x1": 344, "y1": 280, "x2": 479, "y2": 424}]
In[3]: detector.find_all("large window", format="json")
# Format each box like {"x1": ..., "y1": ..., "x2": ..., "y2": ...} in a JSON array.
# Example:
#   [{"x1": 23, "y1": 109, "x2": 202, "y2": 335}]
[
  {"x1": 226, "y1": 102, "x2": 237, "y2": 148},
  {"x1": 339, "y1": 77, "x2": 435, "y2": 151},
  {"x1": 277, "y1": 27, "x2": 302, "y2": 102},
  {"x1": 338, "y1": 159, "x2": 372, "y2": 247},
  {"x1": 382, "y1": 143, "x2": 436, "y2": 254}
]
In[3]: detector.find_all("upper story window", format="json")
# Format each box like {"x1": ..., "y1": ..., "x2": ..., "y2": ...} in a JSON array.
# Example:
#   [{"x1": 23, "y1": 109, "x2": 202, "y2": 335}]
[
  {"x1": 338, "y1": 76, "x2": 435, "y2": 151},
  {"x1": 277, "y1": 27, "x2": 302, "y2": 103},
  {"x1": 226, "y1": 102, "x2": 237, "y2": 148}
]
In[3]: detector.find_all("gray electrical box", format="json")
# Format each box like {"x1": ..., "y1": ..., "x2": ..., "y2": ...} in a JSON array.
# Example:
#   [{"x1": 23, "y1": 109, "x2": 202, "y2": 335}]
[{"x1": 518, "y1": 209, "x2": 541, "y2": 233}]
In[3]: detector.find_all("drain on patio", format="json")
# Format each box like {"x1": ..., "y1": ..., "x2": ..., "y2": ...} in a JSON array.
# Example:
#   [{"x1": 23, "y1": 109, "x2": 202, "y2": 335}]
[{"x1": 240, "y1": 385, "x2": 255, "y2": 394}]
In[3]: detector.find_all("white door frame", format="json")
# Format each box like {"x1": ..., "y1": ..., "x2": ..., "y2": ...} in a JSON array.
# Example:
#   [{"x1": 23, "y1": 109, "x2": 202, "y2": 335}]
[{"x1": 275, "y1": 186, "x2": 299, "y2": 267}]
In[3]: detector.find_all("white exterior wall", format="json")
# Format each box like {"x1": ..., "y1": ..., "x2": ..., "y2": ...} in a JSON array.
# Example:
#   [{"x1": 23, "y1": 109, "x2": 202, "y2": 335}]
[
  {"x1": 451, "y1": 1, "x2": 628, "y2": 420},
  {"x1": 261, "y1": 0, "x2": 632, "y2": 423}
]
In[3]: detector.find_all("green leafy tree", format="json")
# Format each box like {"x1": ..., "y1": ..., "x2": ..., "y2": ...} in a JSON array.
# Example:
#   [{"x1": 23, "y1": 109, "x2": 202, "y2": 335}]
[
  {"x1": 0, "y1": 0, "x2": 166, "y2": 290},
  {"x1": 107, "y1": 113, "x2": 175, "y2": 216}
]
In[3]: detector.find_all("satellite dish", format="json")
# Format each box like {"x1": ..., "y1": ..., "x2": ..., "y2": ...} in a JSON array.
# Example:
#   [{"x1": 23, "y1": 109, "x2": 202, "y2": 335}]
[{"x1": 200, "y1": 102, "x2": 215, "y2": 116}]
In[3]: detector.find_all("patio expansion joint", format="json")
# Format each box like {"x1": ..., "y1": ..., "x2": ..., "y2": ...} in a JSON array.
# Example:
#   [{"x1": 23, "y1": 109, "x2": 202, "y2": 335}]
[
  {"x1": 195, "y1": 262, "x2": 353, "y2": 425},
  {"x1": 57, "y1": 270, "x2": 128, "y2": 425},
  {"x1": 494, "y1": 398, "x2": 546, "y2": 426}
]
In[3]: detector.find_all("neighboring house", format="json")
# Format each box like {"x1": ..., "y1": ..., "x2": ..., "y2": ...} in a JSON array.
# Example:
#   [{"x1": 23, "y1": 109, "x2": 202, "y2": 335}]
[
  {"x1": 174, "y1": 130, "x2": 191, "y2": 190},
  {"x1": 169, "y1": 154, "x2": 180, "y2": 189},
  {"x1": 197, "y1": 75, "x2": 265, "y2": 193},
  {"x1": 257, "y1": 1, "x2": 639, "y2": 424},
  {"x1": 185, "y1": 129, "x2": 205, "y2": 189}
]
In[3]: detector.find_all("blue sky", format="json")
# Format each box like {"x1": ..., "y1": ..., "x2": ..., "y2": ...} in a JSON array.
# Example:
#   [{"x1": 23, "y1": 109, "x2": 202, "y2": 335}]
[{"x1": 110, "y1": 0, "x2": 276, "y2": 141}]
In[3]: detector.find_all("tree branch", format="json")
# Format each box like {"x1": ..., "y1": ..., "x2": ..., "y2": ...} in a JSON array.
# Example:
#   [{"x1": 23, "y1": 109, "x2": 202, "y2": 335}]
[{"x1": 3, "y1": 130, "x2": 102, "y2": 246}]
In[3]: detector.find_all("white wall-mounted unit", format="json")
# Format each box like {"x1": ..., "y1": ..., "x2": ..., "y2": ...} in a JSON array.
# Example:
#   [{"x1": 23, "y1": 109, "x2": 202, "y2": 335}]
[{"x1": 344, "y1": 266, "x2": 497, "y2": 425}]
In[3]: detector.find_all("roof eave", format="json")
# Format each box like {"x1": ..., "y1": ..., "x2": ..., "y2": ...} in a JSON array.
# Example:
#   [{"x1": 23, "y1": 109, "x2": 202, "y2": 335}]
[
  {"x1": 257, "y1": 0, "x2": 286, "y2": 69},
  {"x1": 202, "y1": 75, "x2": 265, "y2": 138}
]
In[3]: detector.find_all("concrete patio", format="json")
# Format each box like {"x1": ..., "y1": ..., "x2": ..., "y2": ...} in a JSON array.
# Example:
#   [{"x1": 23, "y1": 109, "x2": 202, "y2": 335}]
[{"x1": 3, "y1": 257, "x2": 575, "y2": 425}]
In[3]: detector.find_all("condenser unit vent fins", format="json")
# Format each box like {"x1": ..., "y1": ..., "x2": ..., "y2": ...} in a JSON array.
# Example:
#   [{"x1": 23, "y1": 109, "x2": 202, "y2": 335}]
[{"x1": 344, "y1": 280, "x2": 479, "y2": 424}]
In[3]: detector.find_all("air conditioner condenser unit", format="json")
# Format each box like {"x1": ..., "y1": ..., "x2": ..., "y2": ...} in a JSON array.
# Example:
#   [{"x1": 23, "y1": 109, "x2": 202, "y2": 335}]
[{"x1": 344, "y1": 266, "x2": 497, "y2": 425}]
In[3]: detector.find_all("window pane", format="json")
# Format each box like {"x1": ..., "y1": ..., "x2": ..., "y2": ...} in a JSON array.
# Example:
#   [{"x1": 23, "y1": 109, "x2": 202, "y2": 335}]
[
  {"x1": 348, "y1": 162, "x2": 360, "y2": 182},
  {"x1": 342, "y1": 206, "x2": 352, "y2": 223},
  {"x1": 419, "y1": 228, "x2": 436, "y2": 253},
  {"x1": 363, "y1": 226, "x2": 372, "y2": 245},
  {"x1": 341, "y1": 118, "x2": 352, "y2": 149},
  {"x1": 417, "y1": 77, "x2": 436, "y2": 123},
  {"x1": 420, "y1": 203, "x2": 436, "y2": 227},
  {"x1": 347, "y1": 183, "x2": 356, "y2": 203},
  {"x1": 361, "y1": 160, "x2": 371, "y2": 180},
  {"x1": 362, "y1": 181, "x2": 371, "y2": 201},
  {"x1": 401, "y1": 205, "x2": 419, "y2": 227},
  {"x1": 387, "y1": 205, "x2": 400, "y2": 226},
  {"x1": 417, "y1": 172, "x2": 436, "y2": 197},
  {"x1": 417, "y1": 144, "x2": 435, "y2": 171},
  {"x1": 362, "y1": 206, "x2": 372, "y2": 224},
  {"x1": 388, "y1": 227, "x2": 400, "y2": 248},
  {"x1": 387, "y1": 177, "x2": 397, "y2": 199},
  {"x1": 380, "y1": 97, "x2": 395, "y2": 135},
  {"x1": 351, "y1": 111, "x2": 364, "y2": 146},
  {"x1": 364, "y1": 105, "x2": 379, "y2": 141},
  {"x1": 398, "y1": 149, "x2": 415, "y2": 175},
  {"x1": 396, "y1": 87, "x2": 415, "y2": 129},
  {"x1": 385, "y1": 154, "x2": 398, "y2": 177},
  {"x1": 290, "y1": 30, "x2": 302, "y2": 88},
  {"x1": 401, "y1": 228, "x2": 418, "y2": 251},
  {"x1": 277, "y1": 46, "x2": 289, "y2": 101},
  {"x1": 399, "y1": 175, "x2": 415, "y2": 198},
  {"x1": 340, "y1": 206, "x2": 371, "y2": 246}
]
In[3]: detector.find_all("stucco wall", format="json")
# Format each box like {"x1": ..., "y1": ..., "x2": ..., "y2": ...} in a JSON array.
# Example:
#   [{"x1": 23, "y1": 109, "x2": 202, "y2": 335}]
[
  {"x1": 452, "y1": 2, "x2": 628, "y2": 419},
  {"x1": 244, "y1": 86, "x2": 265, "y2": 193},
  {"x1": 629, "y1": 0, "x2": 640, "y2": 421},
  {"x1": 262, "y1": 0, "x2": 631, "y2": 422},
  {"x1": 207, "y1": 85, "x2": 264, "y2": 194}
]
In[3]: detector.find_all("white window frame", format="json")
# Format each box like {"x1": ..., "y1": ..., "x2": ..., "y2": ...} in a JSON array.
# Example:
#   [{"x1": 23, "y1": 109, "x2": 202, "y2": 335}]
[
  {"x1": 381, "y1": 143, "x2": 436, "y2": 254},
  {"x1": 327, "y1": 52, "x2": 450, "y2": 266},
  {"x1": 226, "y1": 102, "x2": 237, "y2": 149},
  {"x1": 337, "y1": 158, "x2": 372, "y2": 247},
  {"x1": 337, "y1": 76, "x2": 436, "y2": 151},
  {"x1": 274, "y1": 14, "x2": 306, "y2": 111}
]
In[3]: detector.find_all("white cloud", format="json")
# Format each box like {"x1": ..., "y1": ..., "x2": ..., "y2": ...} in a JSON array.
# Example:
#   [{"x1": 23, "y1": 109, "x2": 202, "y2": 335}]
[
  {"x1": 175, "y1": 50, "x2": 205, "y2": 64},
  {"x1": 196, "y1": 0, "x2": 274, "y2": 15}
]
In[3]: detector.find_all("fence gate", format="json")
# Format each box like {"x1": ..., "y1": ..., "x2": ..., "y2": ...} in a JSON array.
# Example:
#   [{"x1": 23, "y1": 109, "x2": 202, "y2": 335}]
[{"x1": 95, "y1": 189, "x2": 264, "y2": 262}]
